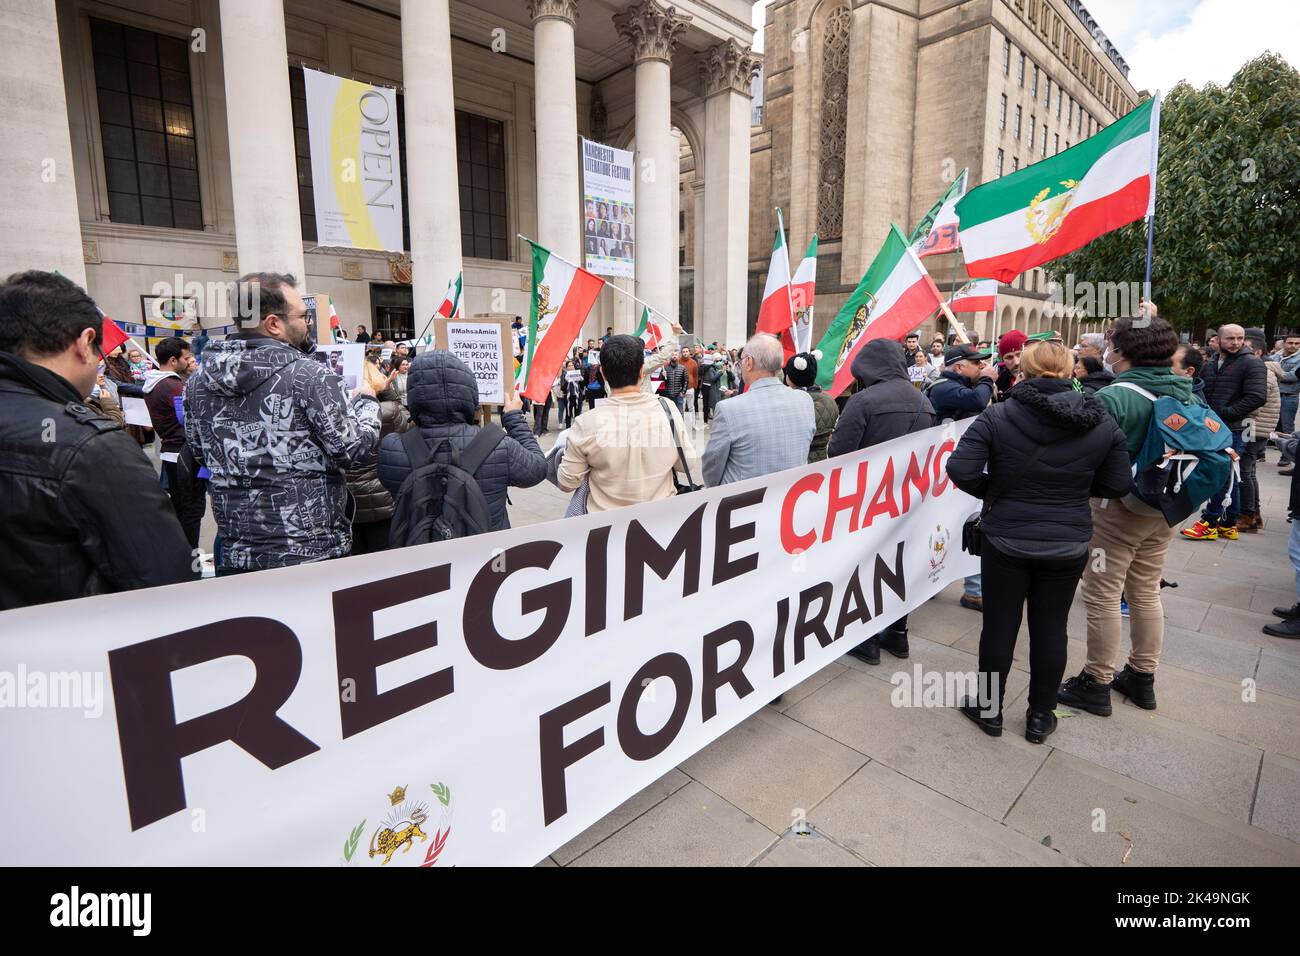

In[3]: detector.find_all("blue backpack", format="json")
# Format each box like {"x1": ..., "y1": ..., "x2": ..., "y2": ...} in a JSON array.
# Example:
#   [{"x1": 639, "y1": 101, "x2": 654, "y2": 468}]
[{"x1": 1109, "y1": 382, "x2": 1237, "y2": 526}]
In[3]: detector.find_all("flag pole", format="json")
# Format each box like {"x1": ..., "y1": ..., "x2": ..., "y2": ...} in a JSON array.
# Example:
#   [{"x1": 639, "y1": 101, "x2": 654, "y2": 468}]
[
  {"x1": 1141, "y1": 91, "x2": 1161, "y2": 322},
  {"x1": 516, "y1": 234, "x2": 682, "y2": 332},
  {"x1": 778, "y1": 207, "x2": 796, "y2": 338}
]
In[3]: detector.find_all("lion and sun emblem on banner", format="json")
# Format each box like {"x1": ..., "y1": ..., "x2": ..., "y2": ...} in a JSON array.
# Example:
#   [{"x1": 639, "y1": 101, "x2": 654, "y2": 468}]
[{"x1": 341, "y1": 780, "x2": 454, "y2": 867}]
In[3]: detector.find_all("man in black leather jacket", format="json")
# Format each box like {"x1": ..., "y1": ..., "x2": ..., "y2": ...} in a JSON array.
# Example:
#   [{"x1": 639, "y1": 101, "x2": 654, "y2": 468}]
[{"x1": 0, "y1": 271, "x2": 193, "y2": 610}]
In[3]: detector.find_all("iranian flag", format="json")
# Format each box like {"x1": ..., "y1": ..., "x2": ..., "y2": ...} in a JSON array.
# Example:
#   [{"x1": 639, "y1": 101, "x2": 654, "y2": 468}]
[
  {"x1": 957, "y1": 95, "x2": 1160, "y2": 282},
  {"x1": 784, "y1": 234, "x2": 818, "y2": 357},
  {"x1": 435, "y1": 273, "x2": 463, "y2": 318},
  {"x1": 909, "y1": 169, "x2": 968, "y2": 258},
  {"x1": 814, "y1": 224, "x2": 946, "y2": 396},
  {"x1": 98, "y1": 309, "x2": 130, "y2": 354},
  {"x1": 635, "y1": 305, "x2": 666, "y2": 350},
  {"x1": 949, "y1": 279, "x2": 998, "y2": 314},
  {"x1": 755, "y1": 208, "x2": 794, "y2": 340},
  {"x1": 518, "y1": 240, "x2": 605, "y2": 401}
]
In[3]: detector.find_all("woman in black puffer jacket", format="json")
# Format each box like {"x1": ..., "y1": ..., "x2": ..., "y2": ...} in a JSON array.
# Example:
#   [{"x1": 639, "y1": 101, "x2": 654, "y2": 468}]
[
  {"x1": 378, "y1": 350, "x2": 548, "y2": 531},
  {"x1": 947, "y1": 342, "x2": 1131, "y2": 745},
  {"x1": 346, "y1": 368, "x2": 413, "y2": 554}
]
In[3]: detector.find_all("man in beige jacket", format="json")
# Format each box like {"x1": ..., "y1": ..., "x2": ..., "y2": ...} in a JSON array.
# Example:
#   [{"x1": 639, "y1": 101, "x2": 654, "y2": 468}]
[{"x1": 559, "y1": 333, "x2": 701, "y2": 512}]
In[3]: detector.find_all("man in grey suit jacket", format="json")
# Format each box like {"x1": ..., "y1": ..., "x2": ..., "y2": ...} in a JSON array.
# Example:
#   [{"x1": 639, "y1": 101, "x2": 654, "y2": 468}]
[{"x1": 703, "y1": 334, "x2": 815, "y2": 486}]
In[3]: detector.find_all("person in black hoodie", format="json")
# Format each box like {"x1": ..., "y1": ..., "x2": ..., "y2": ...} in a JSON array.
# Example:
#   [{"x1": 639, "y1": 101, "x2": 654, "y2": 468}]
[
  {"x1": 947, "y1": 341, "x2": 1131, "y2": 745},
  {"x1": 827, "y1": 338, "x2": 934, "y2": 664}
]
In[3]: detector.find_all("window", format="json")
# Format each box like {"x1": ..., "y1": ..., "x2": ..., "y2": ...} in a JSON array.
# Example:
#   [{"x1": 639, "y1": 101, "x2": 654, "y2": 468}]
[
  {"x1": 1067, "y1": 98, "x2": 1073, "y2": 125},
  {"x1": 999, "y1": 94, "x2": 1007, "y2": 129},
  {"x1": 89, "y1": 18, "x2": 201, "y2": 229},
  {"x1": 1077, "y1": 108, "x2": 1082, "y2": 135},
  {"x1": 1057, "y1": 87, "x2": 1063, "y2": 117},
  {"x1": 456, "y1": 112, "x2": 509, "y2": 260},
  {"x1": 1028, "y1": 114, "x2": 1035, "y2": 146},
  {"x1": 1031, "y1": 65, "x2": 1038, "y2": 97},
  {"x1": 1014, "y1": 105, "x2": 1022, "y2": 139},
  {"x1": 1018, "y1": 52, "x2": 1026, "y2": 86},
  {"x1": 1044, "y1": 76, "x2": 1051, "y2": 109},
  {"x1": 1042, "y1": 125, "x2": 1048, "y2": 156},
  {"x1": 996, "y1": 148, "x2": 1004, "y2": 177},
  {"x1": 1054, "y1": 133, "x2": 1059, "y2": 153},
  {"x1": 1003, "y1": 37, "x2": 1011, "y2": 75},
  {"x1": 1012, "y1": 155, "x2": 1020, "y2": 171}
]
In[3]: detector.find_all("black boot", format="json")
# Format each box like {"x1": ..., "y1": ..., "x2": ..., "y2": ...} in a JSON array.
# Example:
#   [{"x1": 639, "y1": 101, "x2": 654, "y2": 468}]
[
  {"x1": 1025, "y1": 709, "x2": 1058, "y2": 744},
  {"x1": 879, "y1": 624, "x2": 909, "y2": 660},
  {"x1": 1058, "y1": 669, "x2": 1112, "y2": 717},
  {"x1": 1272, "y1": 603, "x2": 1300, "y2": 620},
  {"x1": 846, "y1": 636, "x2": 880, "y2": 665},
  {"x1": 959, "y1": 699, "x2": 1002, "y2": 737},
  {"x1": 1111, "y1": 664, "x2": 1157, "y2": 709},
  {"x1": 1263, "y1": 617, "x2": 1300, "y2": 639}
]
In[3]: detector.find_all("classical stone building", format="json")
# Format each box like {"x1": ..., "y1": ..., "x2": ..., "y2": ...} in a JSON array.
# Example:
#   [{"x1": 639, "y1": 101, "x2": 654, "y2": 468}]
[
  {"x1": 1, "y1": 0, "x2": 760, "y2": 348},
  {"x1": 750, "y1": 0, "x2": 1143, "y2": 346}
]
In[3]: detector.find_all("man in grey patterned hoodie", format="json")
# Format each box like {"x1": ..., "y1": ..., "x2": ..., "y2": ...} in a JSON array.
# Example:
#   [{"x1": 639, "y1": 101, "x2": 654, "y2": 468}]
[{"x1": 184, "y1": 273, "x2": 380, "y2": 573}]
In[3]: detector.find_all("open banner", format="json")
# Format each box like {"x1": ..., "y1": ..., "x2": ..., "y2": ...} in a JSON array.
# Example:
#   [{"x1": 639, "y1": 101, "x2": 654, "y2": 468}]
[
  {"x1": 303, "y1": 67, "x2": 404, "y2": 252},
  {"x1": 0, "y1": 423, "x2": 977, "y2": 866}
]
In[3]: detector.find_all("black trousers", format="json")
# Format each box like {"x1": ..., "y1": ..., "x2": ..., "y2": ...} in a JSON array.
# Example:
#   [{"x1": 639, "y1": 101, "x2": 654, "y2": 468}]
[
  {"x1": 978, "y1": 541, "x2": 1087, "y2": 715},
  {"x1": 352, "y1": 518, "x2": 393, "y2": 555},
  {"x1": 700, "y1": 383, "x2": 713, "y2": 422},
  {"x1": 161, "y1": 457, "x2": 206, "y2": 550},
  {"x1": 533, "y1": 393, "x2": 553, "y2": 433}
]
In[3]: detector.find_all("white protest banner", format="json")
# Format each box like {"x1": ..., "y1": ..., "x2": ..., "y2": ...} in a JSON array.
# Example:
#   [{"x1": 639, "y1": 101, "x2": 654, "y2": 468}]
[
  {"x1": 581, "y1": 138, "x2": 634, "y2": 279},
  {"x1": 120, "y1": 396, "x2": 152, "y2": 427},
  {"x1": 444, "y1": 322, "x2": 508, "y2": 405},
  {"x1": 303, "y1": 67, "x2": 404, "y2": 252},
  {"x1": 0, "y1": 423, "x2": 977, "y2": 866}
]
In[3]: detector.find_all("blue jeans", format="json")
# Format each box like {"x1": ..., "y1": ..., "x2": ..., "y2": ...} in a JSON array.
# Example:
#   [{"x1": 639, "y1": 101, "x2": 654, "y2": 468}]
[
  {"x1": 1280, "y1": 394, "x2": 1298, "y2": 462},
  {"x1": 1291, "y1": 519, "x2": 1300, "y2": 600},
  {"x1": 965, "y1": 573, "x2": 982, "y2": 597},
  {"x1": 1202, "y1": 430, "x2": 1247, "y2": 525}
]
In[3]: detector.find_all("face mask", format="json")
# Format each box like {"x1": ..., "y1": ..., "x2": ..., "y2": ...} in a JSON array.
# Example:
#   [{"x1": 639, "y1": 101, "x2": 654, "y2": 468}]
[{"x1": 1102, "y1": 347, "x2": 1116, "y2": 374}]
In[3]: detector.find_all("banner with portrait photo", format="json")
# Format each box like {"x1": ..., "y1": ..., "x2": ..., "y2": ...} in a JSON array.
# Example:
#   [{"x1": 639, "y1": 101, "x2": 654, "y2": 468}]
[{"x1": 581, "y1": 138, "x2": 635, "y2": 279}]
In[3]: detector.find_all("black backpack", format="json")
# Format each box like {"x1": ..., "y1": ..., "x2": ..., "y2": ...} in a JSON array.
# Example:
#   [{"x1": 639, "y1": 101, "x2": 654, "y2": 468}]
[{"x1": 389, "y1": 424, "x2": 506, "y2": 547}]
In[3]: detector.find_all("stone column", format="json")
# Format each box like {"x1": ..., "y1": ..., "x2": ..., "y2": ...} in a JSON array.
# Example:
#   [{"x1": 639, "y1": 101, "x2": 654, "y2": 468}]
[
  {"x1": 614, "y1": 0, "x2": 690, "y2": 325},
  {"x1": 219, "y1": 0, "x2": 304, "y2": 280},
  {"x1": 530, "y1": 1, "x2": 581, "y2": 259},
  {"x1": 700, "y1": 40, "x2": 759, "y2": 348},
  {"x1": 401, "y1": 0, "x2": 463, "y2": 326},
  {"x1": 0, "y1": 0, "x2": 86, "y2": 285},
  {"x1": 690, "y1": 179, "x2": 705, "y2": 332}
]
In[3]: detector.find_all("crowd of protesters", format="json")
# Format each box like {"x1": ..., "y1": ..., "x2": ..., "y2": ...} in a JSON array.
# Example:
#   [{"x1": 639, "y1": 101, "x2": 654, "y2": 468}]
[{"x1": 4, "y1": 268, "x2": 1299, "y2": 747}]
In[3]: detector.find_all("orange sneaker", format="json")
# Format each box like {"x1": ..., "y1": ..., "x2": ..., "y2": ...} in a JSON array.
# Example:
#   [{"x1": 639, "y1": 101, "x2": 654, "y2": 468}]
[
  {"x1": 1181, "y1": 520, "x2": 1218, "y2": 541},
  {"x1": 1218, "y1": 523, "x2": 1239, "y2": 541}
]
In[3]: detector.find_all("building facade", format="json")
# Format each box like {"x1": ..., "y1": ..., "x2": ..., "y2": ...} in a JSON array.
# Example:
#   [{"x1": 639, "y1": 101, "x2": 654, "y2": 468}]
[
  {"x1": 1, "y1": 0, "x2": 760, "y2": 349},
  {"x1": 751, "y1": 0, "x2": 1143, "y2": 346}
]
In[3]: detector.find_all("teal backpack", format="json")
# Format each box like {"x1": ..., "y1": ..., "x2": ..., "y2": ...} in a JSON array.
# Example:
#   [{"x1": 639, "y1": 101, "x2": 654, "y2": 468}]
[{"x1": 1109, "y1": 382, "x2": 1237, "y2": 526}]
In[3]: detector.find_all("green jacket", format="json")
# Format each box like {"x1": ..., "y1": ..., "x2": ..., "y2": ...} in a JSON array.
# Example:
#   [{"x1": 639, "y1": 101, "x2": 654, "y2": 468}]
[{"x1": 1096, "y1": 366, "x2": 1200, "y2": 459}]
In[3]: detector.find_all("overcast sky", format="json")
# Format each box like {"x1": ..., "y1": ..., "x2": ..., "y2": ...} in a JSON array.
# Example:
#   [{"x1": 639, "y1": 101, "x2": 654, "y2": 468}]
[{"x1": 750, "y1": 0, "x2": 1299, "y2": 92}]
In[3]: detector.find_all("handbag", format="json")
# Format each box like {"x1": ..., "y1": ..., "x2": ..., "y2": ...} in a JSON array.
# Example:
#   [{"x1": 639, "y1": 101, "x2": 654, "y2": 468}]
[
  {"x1": 658, "y1": 397, "x2": 701, "y2": 494},
  {"x1": 961, "y1": 424, "x2": 1047, "y2": 556}
]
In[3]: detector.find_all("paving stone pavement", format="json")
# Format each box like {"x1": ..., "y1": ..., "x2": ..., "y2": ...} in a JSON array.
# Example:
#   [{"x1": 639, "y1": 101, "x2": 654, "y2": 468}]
[{"x1": 509, "y1": 427, "x2": 1300, "y2": 867}]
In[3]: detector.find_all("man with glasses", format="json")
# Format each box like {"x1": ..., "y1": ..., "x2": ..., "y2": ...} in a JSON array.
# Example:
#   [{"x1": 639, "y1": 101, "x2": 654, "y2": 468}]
[
  {"x1": 0, "y1": 270, "x2": 193, "y2": 608},
  {"x1": 929, "y1": 342, "x2": 997, "y2": 612},
  {"x1": 184, "y1": 272, "x2": 380, "y2": 574}
]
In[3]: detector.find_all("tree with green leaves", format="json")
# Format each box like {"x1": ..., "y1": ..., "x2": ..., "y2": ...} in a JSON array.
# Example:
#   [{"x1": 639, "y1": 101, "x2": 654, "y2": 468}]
[{"x1": 1046, "y1": 53, "x2": 1299, "y2": 340}]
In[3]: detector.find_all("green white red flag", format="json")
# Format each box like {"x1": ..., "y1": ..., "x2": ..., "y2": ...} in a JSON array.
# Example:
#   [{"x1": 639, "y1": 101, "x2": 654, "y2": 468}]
[
  {"x1": 949, "y1": 278, "x2": 998, "y2": 314},
  {"x1": 956, "y1": 96, "x2": 1160, "y2": 282},
  {"x1": 814, "y1": 224, "x2": 946, "y2": 396},
  {"x1": 635, "y1": 305, "x2": 666, "y2": 350},
  {"x1": 785, "y1": 234, "x2": 817, "y2": 357},
  {"x1": 518, "y1": 240, "x2": 605, "y2": 401},
  {"x1": 908, "y1": 169, "x2": 967, "y2": 258},
  {"x1": 755, "y1": 208, "x2": 794, "y2": 340},
  {"x1": 436, "y1": 273, "x2": 462, "y2": 318}
]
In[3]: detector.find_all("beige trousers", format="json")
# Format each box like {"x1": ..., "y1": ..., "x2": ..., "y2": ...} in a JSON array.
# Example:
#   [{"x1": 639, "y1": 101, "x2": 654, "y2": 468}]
[{"x1": 1081, "y1": 498, "x2": 1175, "y2": 682}]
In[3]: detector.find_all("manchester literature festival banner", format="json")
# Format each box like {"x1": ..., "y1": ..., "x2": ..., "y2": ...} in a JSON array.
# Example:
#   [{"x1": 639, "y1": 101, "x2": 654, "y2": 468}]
[
  {"x1": 0, "y1": 422, "x2": 977, "y2": 866},
  {"x1": 303, "y1": 67, "x2": 405, "y2": 252},
  {"x1": 581, "y1": 138, "x2": 635, "y2": 279}
]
